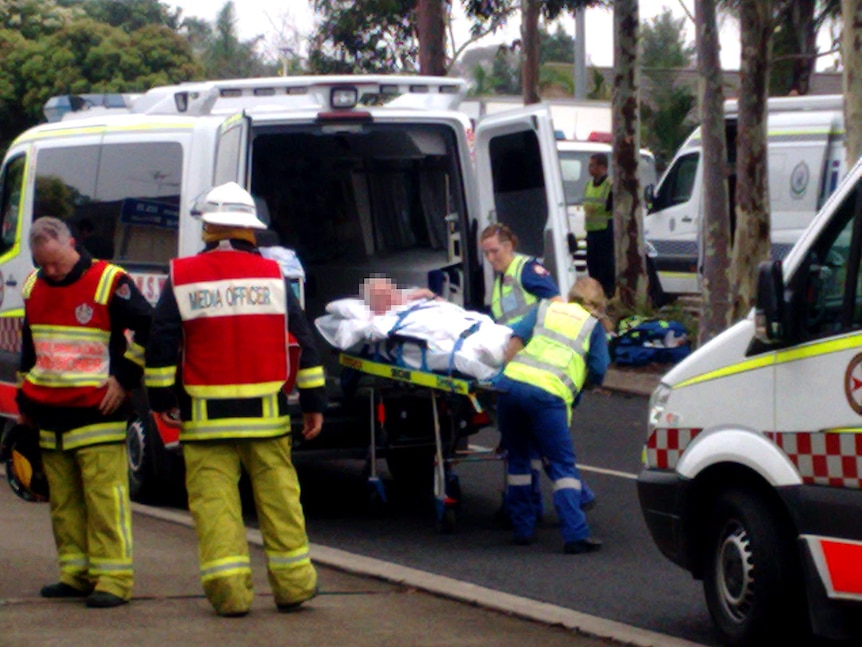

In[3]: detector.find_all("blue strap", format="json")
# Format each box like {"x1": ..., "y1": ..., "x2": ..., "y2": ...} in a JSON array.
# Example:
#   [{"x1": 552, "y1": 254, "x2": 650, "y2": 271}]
[
  {"x1": 447, "y1": 322, "x2": 481, "y2": 375},
  {"x1": 389, "y1": 299, "x2": 437, "y2": 335}
]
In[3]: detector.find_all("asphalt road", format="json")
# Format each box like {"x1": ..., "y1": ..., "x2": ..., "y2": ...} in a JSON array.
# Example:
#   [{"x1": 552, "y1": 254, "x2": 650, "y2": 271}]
[{"x1": 289, "y1": 390, "x2": 723, "y2": 646}]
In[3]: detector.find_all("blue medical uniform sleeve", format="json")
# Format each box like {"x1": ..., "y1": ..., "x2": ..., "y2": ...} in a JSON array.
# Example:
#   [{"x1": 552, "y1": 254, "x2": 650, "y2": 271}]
[
  {"x1": 520, "y1": 260, "x2": 560, "y2": 299},
  {"x1": 586, "y1": 322, "x2": 610, "y2": 386},
  {"x1": 509, "y1": 305, "x2": 539, "y2": 343}
]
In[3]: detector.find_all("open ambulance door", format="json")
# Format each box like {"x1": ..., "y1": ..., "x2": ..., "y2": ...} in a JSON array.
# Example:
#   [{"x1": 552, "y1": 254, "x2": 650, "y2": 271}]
[{"x1": 474, "y1": 105, "x2": 573, "y2": 306}]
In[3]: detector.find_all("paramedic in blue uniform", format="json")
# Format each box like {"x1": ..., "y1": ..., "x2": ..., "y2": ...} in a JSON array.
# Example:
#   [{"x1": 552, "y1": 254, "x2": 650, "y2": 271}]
[
  {"x1": 144, "y1": 183, "x2": 326, "y2": 617},
  {"x1": 480, "y1": 223, "x2": 596, "y2": 518},
  {"x1": 495, "y1": 282, "x2": 609, "y2": 553}
]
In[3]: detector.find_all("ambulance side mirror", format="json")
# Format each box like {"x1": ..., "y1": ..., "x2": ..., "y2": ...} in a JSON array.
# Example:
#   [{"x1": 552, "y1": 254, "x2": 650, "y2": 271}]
[{"x1": 754, "y1": 260, "x2": 785, "y2": 343}]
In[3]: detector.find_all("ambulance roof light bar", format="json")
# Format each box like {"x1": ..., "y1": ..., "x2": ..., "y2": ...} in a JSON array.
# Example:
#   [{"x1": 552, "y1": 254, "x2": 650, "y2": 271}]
[{"x1": 129, "y1": 75, "x2": 468, "y2": 117}]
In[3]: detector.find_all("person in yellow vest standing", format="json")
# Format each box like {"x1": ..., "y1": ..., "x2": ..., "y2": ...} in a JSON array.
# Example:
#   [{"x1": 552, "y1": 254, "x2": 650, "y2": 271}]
[
  {"x1": 494, "y1": 282, "x2": 609, "y2": 553},
  {"x1": 583, "y1": 153, "x2": 615, "y2": 299},
  {"x1": 144, "y1": 182, "x2": 326, "y2": 617},
  {"x1": 17, "y1": 216, "x2": 153, "y2": 607}
]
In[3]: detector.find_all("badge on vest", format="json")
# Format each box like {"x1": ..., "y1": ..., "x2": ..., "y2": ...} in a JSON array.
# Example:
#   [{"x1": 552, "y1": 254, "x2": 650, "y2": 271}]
[{"x1": 75, "y1": 303, "x2": 94, "y2": 324}]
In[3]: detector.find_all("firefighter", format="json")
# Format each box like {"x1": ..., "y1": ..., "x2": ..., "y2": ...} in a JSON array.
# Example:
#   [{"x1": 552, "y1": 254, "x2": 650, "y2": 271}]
[
  {"x1": 495, "y1": 281, "x2": 609, "y2": 554},
  {"x1": 144, "y1": 182, "x2": 327, "y2": 617},
  {"x1": 17, "y1": 216, "x2": 153, "y2": 607}
]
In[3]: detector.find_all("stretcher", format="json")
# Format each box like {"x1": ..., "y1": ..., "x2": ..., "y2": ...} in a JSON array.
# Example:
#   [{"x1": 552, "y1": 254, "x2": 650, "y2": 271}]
[{"x1": 338, "y1": 351, "x2": 505, "y2": 532}]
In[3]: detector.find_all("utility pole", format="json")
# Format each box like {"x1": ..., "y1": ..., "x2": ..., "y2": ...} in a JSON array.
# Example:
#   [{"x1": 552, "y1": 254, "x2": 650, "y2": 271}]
[{"x1": 574, "y1": 7, "x2": 587, "y2": 99}]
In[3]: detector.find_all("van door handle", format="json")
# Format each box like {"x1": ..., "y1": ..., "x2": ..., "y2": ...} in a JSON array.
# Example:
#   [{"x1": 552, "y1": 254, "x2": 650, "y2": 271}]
[
  {"x1": 5, "y1": 278, "x2": 17, "y2": 287},
  {"x1": 681, "y1": 215, "x2": 693, "y2": 223}
]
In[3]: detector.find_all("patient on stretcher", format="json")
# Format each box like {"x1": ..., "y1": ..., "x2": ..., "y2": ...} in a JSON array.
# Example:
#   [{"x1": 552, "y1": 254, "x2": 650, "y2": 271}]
[{"x1": 315, "y1": 276, "x2": 512, "y2": 381}]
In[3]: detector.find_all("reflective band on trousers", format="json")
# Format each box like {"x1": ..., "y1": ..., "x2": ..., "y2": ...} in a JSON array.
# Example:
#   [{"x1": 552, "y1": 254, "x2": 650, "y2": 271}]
[
  {"x1": 553, "y1": 477, "x2": 582, "y2": 492},
  {"x1": 267, "y1": 546, "x2": 312, "y2": 571},
  {"x1": 491, "y1": 254, "x2": 537, "y2": 325},
  {"x1": 39, "y1": 421, "x2": 127, "y2": 451},
  {"x1": 200, "y1": 555, "x2": 252, "y2": 583}
]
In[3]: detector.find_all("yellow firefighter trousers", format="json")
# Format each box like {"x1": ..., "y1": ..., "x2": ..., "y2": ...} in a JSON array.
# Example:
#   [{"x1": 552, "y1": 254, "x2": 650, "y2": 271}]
[
  {"x1": 41, "y1": 443, "x2": 134, "y2": 599},
  {"x1": 183, "y1": 435, "x2": 317, "y2": 615}
]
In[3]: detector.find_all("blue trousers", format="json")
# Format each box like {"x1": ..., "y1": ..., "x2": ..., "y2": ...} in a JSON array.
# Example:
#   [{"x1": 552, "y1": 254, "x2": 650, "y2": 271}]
[{"x1": 497, "y1": 376, "x2": 591, "y2": 543}]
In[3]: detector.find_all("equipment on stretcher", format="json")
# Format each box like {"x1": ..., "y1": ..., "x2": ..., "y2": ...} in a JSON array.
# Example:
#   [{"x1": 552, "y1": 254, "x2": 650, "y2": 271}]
[{"x1": 339, "y1": 351, "x2": 504, "y2": 532}]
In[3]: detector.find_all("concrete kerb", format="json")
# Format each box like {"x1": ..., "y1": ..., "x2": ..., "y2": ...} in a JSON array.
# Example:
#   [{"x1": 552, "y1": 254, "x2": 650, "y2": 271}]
[{"x1": 136, "y1": 502, "x2": 707, "y2": 647}]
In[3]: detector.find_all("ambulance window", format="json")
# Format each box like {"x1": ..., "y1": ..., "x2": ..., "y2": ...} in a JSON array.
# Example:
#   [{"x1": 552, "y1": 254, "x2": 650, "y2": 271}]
[
  {"x1": 33, "y1": 142, "x2": 181, "y2": 267},
  {"x1": 652, "y1": 152, "x2": 698, "y2": 211},
  {"x1": 0, "y1": 154, "x2": 25, "y2": 255},
  {"x1": 798, "y1": 185, "x2": 862, "y2": 336}
]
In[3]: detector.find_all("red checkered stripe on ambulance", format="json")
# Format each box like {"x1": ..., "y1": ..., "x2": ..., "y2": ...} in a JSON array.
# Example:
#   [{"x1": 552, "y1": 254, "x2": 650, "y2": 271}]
[
  {"x1": 645, "y1": 428, "x2": 702, "y2": 470},
  {"x1": 766, "y1": 431, "x2": 862, "y2": 489}
]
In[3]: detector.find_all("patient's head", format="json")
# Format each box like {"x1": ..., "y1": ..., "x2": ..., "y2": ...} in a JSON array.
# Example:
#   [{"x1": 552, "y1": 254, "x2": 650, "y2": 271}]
[{"x1": 363, "y1": 276, "x2": 400, "y2": 315}]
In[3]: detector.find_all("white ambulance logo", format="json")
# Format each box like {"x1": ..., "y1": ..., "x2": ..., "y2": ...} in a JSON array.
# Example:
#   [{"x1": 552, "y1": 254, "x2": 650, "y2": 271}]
[
  {"x1": 844, "y1": 353, "x2": 862, "y2": 415},
  {"x1": 75, "y1": 303, "x2": 94, "y2": 325}
]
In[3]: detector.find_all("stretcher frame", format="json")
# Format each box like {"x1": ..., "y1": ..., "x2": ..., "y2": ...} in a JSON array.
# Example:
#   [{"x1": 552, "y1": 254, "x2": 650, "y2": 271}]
[{"x1": 338, "y1": 352, "x2": 505, "y2": 532}]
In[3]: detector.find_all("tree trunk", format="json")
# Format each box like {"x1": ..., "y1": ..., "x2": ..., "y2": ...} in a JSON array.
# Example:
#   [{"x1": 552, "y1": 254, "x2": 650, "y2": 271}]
[
  {"x1": 521, "y1": 0, "x2": 541, "y2": 104},
  {"x1": 695, "y1": 0, "x2": 732, "y2": 345},
  {"x1": 843, "y1": 0, "x2": 862, "y2": 166},
  {"x1": 416, "y1": 0, "x2": 447, "y2": 76},
  {"x1": 612, "y1": 0, "x2": 647, "y2": 309},
  {"x1": 730, "y1": 0, "x2": 773, "y2": 321}
]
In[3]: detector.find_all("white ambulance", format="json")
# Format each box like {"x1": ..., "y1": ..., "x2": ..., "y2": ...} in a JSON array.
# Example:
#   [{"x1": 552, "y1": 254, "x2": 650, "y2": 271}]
[
  {"x1": 638, "y1": 157, "x2": 862, "y2": 643},
  {"x1": 0, "y1": 75, "x2": 575, "y2": 501},
  {"x1": 645, "y1": 94, "x2": 847, "y2": 295}
]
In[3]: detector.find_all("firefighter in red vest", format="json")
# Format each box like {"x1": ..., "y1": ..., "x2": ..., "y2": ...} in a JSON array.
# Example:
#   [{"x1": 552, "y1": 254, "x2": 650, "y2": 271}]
[
  {"x1": 144, "y1": 182, "x2": 327, "y2": 617},
  {"x1": 17, "y1": 216, "x2": 153, "y2": 608}
]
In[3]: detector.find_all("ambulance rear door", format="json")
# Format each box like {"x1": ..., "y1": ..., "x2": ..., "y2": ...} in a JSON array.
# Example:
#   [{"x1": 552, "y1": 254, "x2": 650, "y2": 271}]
[
  {"x1": 214, "y1": 112, "x2": 252, "y2": 188},
  {"x1": 474, "y1": 105, "x2": 572, "y2": 302}
]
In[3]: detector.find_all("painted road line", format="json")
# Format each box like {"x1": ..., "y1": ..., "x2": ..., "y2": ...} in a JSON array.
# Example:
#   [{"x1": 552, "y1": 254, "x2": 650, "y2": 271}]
[{"x1": 469, "y1": 445, "x2": 639, "y2": 481}]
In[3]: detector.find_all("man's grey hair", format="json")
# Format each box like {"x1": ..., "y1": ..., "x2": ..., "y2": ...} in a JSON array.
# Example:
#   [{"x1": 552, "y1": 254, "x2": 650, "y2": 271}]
[{"x1": 30, "y1": 216, "x2": 72, "y2": 247}]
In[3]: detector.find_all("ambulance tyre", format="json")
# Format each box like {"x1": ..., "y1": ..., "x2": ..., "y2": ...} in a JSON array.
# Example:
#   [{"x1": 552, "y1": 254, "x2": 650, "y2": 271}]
[{"x1": 703, "y1": 488, "x2": 806, "y2": 647}]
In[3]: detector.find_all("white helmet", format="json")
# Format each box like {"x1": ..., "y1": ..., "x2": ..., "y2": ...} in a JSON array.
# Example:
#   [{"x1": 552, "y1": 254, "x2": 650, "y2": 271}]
[{"x1": 194, "y1": 182, "x2": 267, "y2": 230}]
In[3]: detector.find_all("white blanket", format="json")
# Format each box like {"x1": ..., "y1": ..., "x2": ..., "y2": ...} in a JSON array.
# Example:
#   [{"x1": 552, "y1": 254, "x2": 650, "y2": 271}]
[{"x1": 315, "y1": 298, "x2": 512, "y2": 381}]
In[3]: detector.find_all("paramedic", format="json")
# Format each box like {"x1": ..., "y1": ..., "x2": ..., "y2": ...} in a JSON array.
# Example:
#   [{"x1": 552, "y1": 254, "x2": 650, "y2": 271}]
[
  {"x1": 480, "y1": 224, "x2": 596, "y2": 518},
  {"x1": 144, "y1": 182, "x2": 327, "y2": 617},
  {"x1": 495, "y1": 281, "x2": 609, "y2": 553},
  {"x1": 17, "y1": 216, "x2": 153, "y2": 607},
  {"x1": 583, "y1": 153, "x2": 615, "y2": 299},
  {"x1": 480, "y1": 223, "x2": 559, "y2": 326}
]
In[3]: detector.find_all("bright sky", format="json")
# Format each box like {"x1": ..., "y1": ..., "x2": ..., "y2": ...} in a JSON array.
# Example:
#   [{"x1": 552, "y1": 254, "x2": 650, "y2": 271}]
[{"x1": 167, "y1": 1, "x2": 839, "y2": 72}]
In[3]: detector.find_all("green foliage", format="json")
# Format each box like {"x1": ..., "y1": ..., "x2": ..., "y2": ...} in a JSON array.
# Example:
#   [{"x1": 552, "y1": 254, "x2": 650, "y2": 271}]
[
  {"x1": 0, "y1": 0, "x2": 78, "y2": 39},
  {"x1": 308, "y1": 0, "x2": 417, "y2": 74},
  {"x1": 539, "y1": 63, "x2": 574, "y2": 94},
  {"x1": 639, "y1": 9, "x2": 697, "y2": 168},
  {"x1": 74, "y1": 0, "x2": 182, "y2": 33},
  {"x1": 197, "y1": 2, "x2": 276, "y2": 79},
  {"x1": 539, "y1": 24, "x2": 574, "y2": 64},
  {"x1": 640, "y1": 8, "x2": 694, "y2": 70},
  {"x1": 587, "y1": 67, "x2": 609, "y2": 100}
]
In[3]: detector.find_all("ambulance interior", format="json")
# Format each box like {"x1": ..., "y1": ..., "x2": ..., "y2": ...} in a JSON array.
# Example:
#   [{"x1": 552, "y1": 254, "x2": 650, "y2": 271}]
[{"x1": 248, "y1": 122, "x2": 473, "y2": 373}]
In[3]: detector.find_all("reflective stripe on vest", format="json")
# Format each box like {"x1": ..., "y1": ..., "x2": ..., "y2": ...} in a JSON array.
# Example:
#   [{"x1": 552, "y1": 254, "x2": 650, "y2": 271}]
[
  {"x1": 504, "y1": 300, "x2": 596, "y2": 406},
  {"x1": 27, "y1": 325, "x2": 111, "y2": 387},
  {"x1": 491, "y1": 254, "x2": 538, "y2": 326},
  {"x1": 583, "y1": 178, "x2": 611, "y2": 232}
]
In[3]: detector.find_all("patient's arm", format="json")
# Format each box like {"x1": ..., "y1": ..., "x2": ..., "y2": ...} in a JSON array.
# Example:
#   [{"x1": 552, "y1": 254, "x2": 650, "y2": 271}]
[{"x1": 404, "y1": 287, "x2": 437, "y2": 301}]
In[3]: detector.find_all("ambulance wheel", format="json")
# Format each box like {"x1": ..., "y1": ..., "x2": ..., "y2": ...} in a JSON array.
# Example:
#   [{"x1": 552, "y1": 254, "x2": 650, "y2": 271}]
[{"x1": 702, "y1": 489, "x2": 805, "y2": 646}]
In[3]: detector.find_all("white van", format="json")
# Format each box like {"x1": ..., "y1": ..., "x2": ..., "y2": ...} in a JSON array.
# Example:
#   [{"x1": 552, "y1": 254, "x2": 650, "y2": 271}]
[
  {"x1": 0, "y1": 75, "x2": 574, "y2": 500},
  {"x1": 644, "y1": 94, "x2": 846, "y2": 295},
  {"x1": 557, "y1": 139, "x2": 657, "y2": 272},
  {"x1": 638, "y1": 155, "x2": 862, "y2": 643}
]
